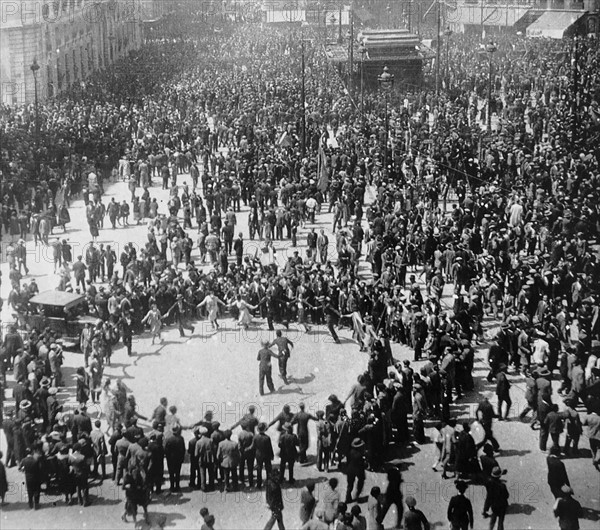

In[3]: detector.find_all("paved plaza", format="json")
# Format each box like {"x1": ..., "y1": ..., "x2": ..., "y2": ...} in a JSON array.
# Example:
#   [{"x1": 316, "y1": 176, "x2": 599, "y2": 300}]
[{"x1": 1, "y1": 173, "x2": 599, "y2": 529}]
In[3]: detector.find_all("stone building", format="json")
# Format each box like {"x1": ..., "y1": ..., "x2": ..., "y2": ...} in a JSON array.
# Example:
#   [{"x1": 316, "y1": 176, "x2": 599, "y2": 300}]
[{"x1": 1, "y1": 0, "x2": 167, "y2": 105}]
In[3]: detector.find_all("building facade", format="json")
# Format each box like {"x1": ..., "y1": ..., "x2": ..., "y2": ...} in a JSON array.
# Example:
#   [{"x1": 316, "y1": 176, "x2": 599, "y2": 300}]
[{"x1": 1, "y1": 0, "x2": 167, "y2": 106}]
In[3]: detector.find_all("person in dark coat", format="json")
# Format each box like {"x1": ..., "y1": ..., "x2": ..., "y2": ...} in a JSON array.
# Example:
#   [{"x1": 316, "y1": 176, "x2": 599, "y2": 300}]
[
  {"x1": 278, "y1": 423, "x2": 299, "y2": 483},
  {"x1": 544, "y1": 404, "x2": 565, "y2": 451},
  {"x1": 122, "y1": 467, "x2": 150, "y2": 524},
  {"x1": 495, "y1": 364, "x2": 511, "y2": 420},
  {"x1": 188, "y1": 428, "x2": 200, "y2": 489},
  {"x1": 257, "y1": 341, "x2": 280, "y2": 395},
  {"x1": 447, "y1": 480, "x2": 474, "y2": 530},
  {"x1": 255, "y1": 422, "x2": 274, "y2": 488},
  {"x1": 292, "y1": 402, "x2": 317, "y2": 464},
  {"x1": 547, "y1": 445, "x2": 571, "y2": 499},
  {"x1": 345, "y1": 438, "x2": 366, "y2": 504},
  {"x1": 19, "y1": 448, "x2": 44, "y2": 509},
  {"x1": 553, "y1": 485, "x2": 582, "y2": 530},
  {"x1": 377, "y1": 467, "x2": 403, "y2": 529},
  {"x1": 164, "y1": 424, "x2": 186, "y2": 492},
  {"x1": 265, "y1": 475, "x2": 285, "y2": 530},
  {"x1": 455, "y1": 423, "x2": 480, "y2": 478},
  {"x1": 483, "y1": 467, "x2": 509, "y2": 530},
  {"x1": 476, "y1": 397, "x2": 500, "y2": 451},
  {"x1": 480, "y1": 444, "x2": 501, "y2": 479},
  {"x1": 238, "y1": 424, "x2": 255, "y2": 488}
]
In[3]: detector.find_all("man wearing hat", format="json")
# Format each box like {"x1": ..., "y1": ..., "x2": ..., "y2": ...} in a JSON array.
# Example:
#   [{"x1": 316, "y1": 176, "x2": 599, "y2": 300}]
[
  {"x1": 188, "y1": 427, "x2": 201, "y2": 489},
  {"x1": 547, "y1": 445, "x2": 571, "y2": 499},
  {"x1": 447, "y1": 480, "x2": 473, "y2": 530},
  {"x1": 482, "y1": 466, "x2": 509, "y2": 529},
  {"x1": 553, "y1": 485, "x2": 582, "y2": 530},
  {"x1": 344, "y1": 438, "x2": 366, "y2": 504},
  {"x1": 164, "y1": 423, "x2": 185, "y2": 492},
  {"x1": 254, "y1": 422, "x2": 274, "y2": 488},
  {"x1": 34, "y1": 377, "x2": 51, "y2": 431},
  {"x1": 278, "y1": 423, "x2": 299, "y2": 483},
  {"x1": 195, "y1": 426, "x2": 215, "y2": 492}
]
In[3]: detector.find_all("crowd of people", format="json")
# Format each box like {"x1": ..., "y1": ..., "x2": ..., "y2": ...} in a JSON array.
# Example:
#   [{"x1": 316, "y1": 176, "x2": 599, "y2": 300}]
[{"x1": 1, "y1": 5, "x2": 600, "y2": 529}]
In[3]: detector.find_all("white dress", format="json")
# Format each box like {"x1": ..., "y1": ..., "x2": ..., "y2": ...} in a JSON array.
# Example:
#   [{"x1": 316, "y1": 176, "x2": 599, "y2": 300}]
[{"x1": 235, "y1": 300, "x2": 257, "y2": 327}]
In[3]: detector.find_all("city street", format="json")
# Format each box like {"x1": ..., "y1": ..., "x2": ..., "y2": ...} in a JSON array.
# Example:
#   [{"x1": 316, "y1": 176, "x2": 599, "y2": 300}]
[{"x1": 1, "y1": 172, "x2": 599, "y2": 529}]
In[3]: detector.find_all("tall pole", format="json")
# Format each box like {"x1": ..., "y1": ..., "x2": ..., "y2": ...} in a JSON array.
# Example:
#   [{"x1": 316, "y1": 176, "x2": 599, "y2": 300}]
[
  {"x1": 480, "y1": 0, "x2": 485, "y2": 39},
  {"x1": 31, "y1": 58, "x2": 40, "y2": 175},
  {"x1": 408, "y1": 0, "x2": 412, "y2": 32},
  {"x1": 384, "y1": 95, "x2": 389, "y2": 170},
  {"x1": 301, "y1": 37, "x2": 306, "y2": 157},
  {"x1": 360, "y1": 47, "x2": 365, "y2": 116},
  {"x1": 436, "y1": 0, "x2": 441, "y2": 96},
  {"x1": 378, "y1": 66, "x2": 394, "y2": 172},
  {"x1": 487, "y1": 52, "x2": 492, "y2": 132},
  {"x1": 445, "y1": 37, "x2": 449, "y2": 85},
  {"x1": 338, "y1": 4, "x2": 342, "y2": 43},
  {"x1": 348, "y1": 8, "x2": 354, "y2": 97},
  {"x1": 571, "y1": 36, "x2": 579, "y2": 148}
]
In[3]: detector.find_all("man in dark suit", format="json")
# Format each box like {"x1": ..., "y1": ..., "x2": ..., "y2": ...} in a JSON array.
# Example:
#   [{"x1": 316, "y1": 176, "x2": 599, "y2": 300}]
[
  {"x1": 238, "y1": 425, "x2": 255, "y2": 488},
  {"x1": 255, "y1": 422, "x2": 274, "y2": 488},
  {"x1": 217, "y1": 429, "x2": 240, "y2": 492},
  {"x1": 292, "y1": 402, "x2": 317, "y2": 464},
  {"x1": 265, "y1": 475, "x2": 285, "y2": 530},
  {"x1": 20, "y1": 448, "x2": 44, "y2": 509},
  {"x1": 257, "y1": 341, "x2": 280, "y2": 395},
  {"x1": 234, "y1": 232, "x2": 244, "y2": 266},
  {"x1": 72, "y1": 406, "x2": 93, "y2": 441},
  {"x1": 164, "y1": 424, "x2": 186, "y2": 492},
  {"x1": 188, "y1": 428, "x2": 200, "y2": 489},
  {"x1": 345, "y1": 438, "x2": 367, "y2": 504},
  {"x1": 278, "y1": 423, "x2": 298, "y2": 483},
  {"x1": 547, "y1": 445, "x2": 571, "y2": 498}
]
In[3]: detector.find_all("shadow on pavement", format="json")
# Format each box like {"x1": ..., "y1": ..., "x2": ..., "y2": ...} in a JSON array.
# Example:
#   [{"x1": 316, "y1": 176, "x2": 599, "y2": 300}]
[{"x1": 507, "y1": 502, "x2": 537, "y2": 515}]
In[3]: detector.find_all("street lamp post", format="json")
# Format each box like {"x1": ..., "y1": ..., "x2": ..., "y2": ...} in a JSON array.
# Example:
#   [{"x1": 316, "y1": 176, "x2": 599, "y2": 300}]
[
  {"x1": 330, "y1": 14, "x2": 336, "y2": 43},
  {"x1": 378, "y1": 65, "x2": 394, "y2": 171},
  {"x1": 444, "y1": 27, "x2": 452, "y2": 89},
  {"x1": 435, "y1": 0, "x2": 441, "y2": 96},
  {"x1": 359, "y1": 44, "x2": 366, "y2": 116},
  {"x1": 30, "y1": 58, "x2": 40, "y2": 174},
  {"x1": 486, "y1": 41, "x2": 498, "y2": 133}
]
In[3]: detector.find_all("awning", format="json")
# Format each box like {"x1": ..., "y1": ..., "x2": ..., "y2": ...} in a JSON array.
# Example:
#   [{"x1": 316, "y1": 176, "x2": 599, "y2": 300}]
[
  {"x1": 449, "y1": 5, "x2": 530, "y2": 27},
  {"x1": 526, "y1": 10, "x2": 585, "y2": 39}
]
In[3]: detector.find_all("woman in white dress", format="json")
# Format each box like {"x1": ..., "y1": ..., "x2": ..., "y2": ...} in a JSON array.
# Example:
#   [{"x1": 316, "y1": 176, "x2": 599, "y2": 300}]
[
  {"x1": 99, "y1": 378, "x2": 116, "y2": 435},
  {"x1": 142, "y1": 303, "x2": 163, "y2": 344},
  {"x1": 231, "y1": 295, "x2": 258, "y2": 330},
  {"x1": 196, "y1": 291, "x2": 227, "y2": 330}
]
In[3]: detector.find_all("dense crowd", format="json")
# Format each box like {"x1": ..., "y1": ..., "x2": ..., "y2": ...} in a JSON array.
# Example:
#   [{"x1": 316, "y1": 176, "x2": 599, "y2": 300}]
[{"x1": 0, "y1": 7, "x2": 600, "y2": 530}]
